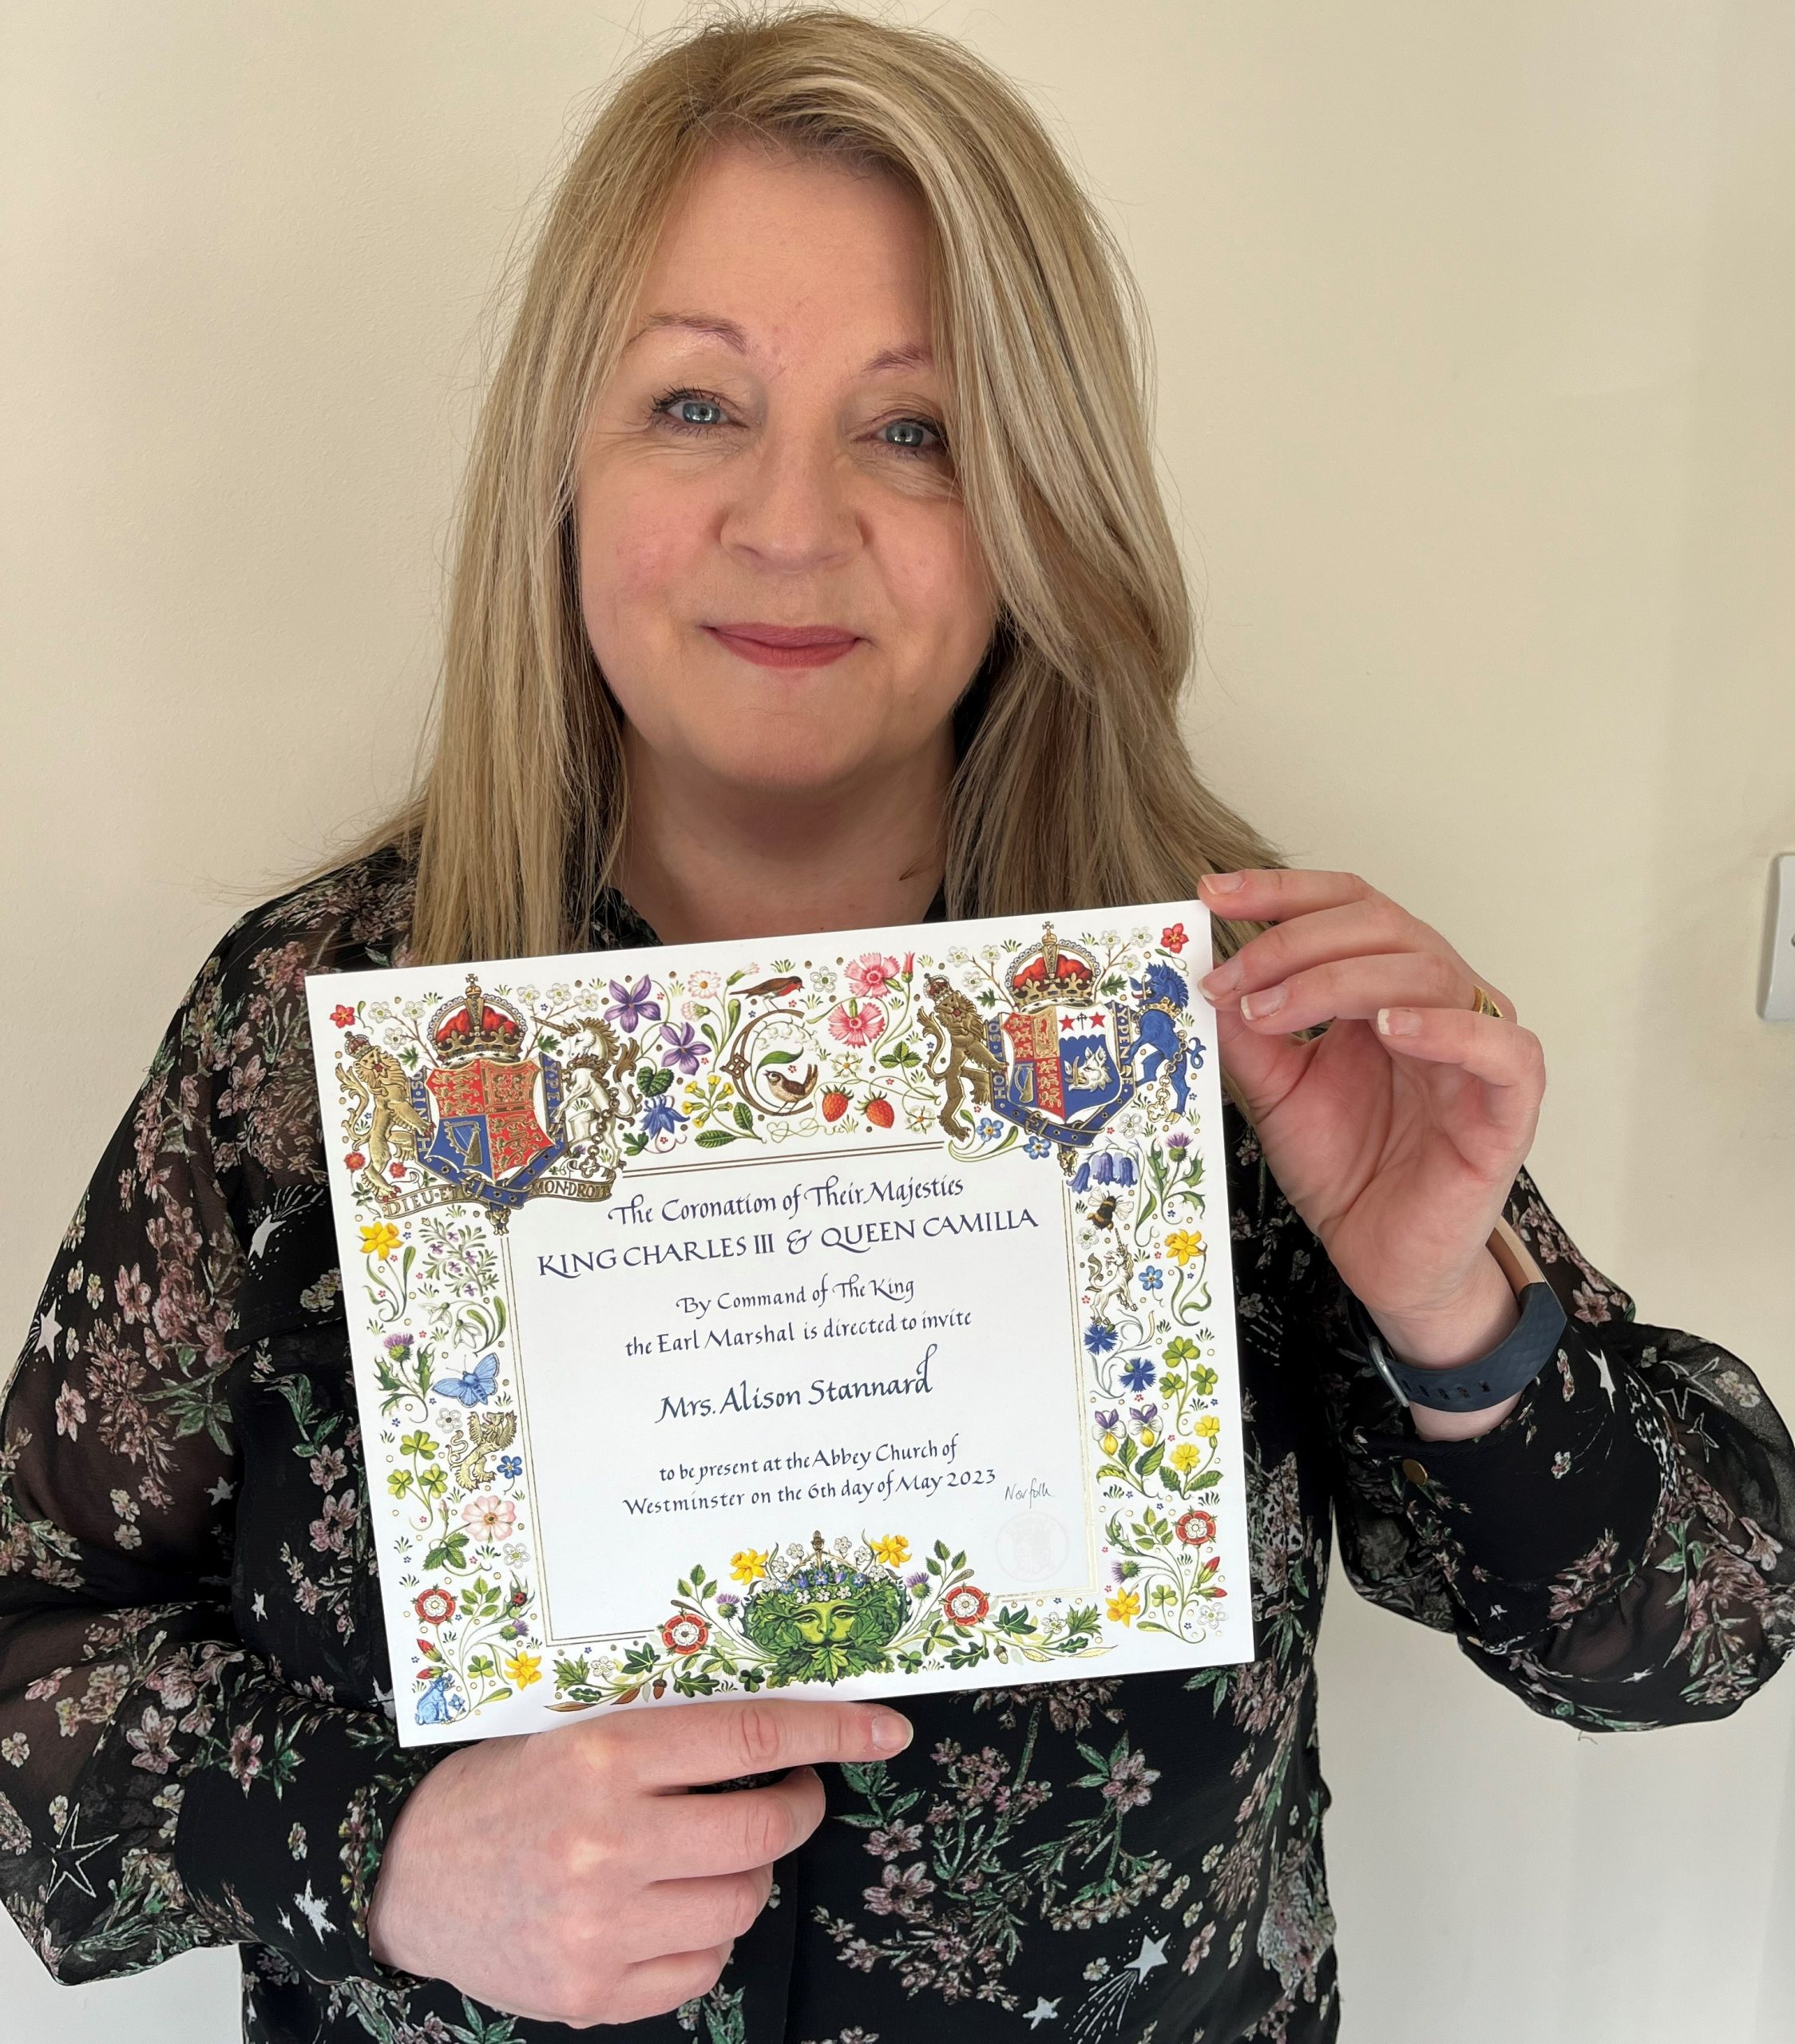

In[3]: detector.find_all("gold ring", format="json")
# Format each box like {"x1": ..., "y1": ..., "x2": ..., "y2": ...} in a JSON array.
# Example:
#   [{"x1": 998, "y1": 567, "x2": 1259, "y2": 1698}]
[{"x1": 1469, "y1": 984, "x2": 1504, "y2": 1020}]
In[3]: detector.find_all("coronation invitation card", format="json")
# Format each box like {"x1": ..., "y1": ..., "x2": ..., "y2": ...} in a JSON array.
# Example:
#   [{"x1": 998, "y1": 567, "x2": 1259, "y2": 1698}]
[{"x1": 304, "y1": 899, "x2": 1253, "y2": 1746}]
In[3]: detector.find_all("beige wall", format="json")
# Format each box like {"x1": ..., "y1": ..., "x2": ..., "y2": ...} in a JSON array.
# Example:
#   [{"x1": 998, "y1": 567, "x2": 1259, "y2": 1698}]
[{"x1": 4, "y1": 5, "x2": 1791, "y2": 2039}]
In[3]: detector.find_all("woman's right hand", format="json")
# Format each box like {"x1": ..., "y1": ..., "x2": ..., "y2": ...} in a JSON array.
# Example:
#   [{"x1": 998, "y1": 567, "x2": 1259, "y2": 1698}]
[{"x1": 366, "y1": 1696, "x2": 913, "y2": 2027}]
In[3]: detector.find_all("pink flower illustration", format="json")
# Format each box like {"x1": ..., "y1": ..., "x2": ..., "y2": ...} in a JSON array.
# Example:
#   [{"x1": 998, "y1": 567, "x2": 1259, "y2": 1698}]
[
  {"x1": 460, "y1": 1493, "x2": 517, "y2": 1541},
  {"x1": 827, "y1": 998, "x2": 886, "y2": 1048},
  {"x1": 845, "y1": 952, "x2": 903, "y2": 999}
]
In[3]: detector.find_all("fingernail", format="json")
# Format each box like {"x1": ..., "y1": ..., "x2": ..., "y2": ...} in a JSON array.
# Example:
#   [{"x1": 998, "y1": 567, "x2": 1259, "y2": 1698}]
[
  {"x1": 1203, "y1": 870, "x2": 1245, "y2": 894},
  {"x1": 1200, "y1": 960, "x2": 1241, "y2": 998},
  {"x1": 1377, "y1": 1007, "x2": 1421, "y2": 1037},
  {"x1": 1239, "y1": 982, "x2": 1286, "y2": 1020},
  {"x1": 870, "y1": 1709, "x2": 913, "y2": 1754}
]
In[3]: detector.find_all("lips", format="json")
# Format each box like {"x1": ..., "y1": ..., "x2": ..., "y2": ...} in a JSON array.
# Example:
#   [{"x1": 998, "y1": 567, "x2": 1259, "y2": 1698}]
[
  {"x1": 703, "y1": 624, "x2": 861, "y2": 671},
  {"x1": 706, "y1": 623, "x2": 858, "y2": 648}
]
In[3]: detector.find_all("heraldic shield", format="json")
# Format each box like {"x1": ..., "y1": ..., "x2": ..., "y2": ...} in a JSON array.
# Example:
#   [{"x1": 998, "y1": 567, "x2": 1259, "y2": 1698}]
[
  {"x1": 413, "y1": 977, "x2": 565, "y2": 1211},
  {"x1": 984, "y1": 923, "x2": 1201, "y2": 1151},
  {"x1": 334, "y1": 975, "x2": 573, "y2": 1223}
]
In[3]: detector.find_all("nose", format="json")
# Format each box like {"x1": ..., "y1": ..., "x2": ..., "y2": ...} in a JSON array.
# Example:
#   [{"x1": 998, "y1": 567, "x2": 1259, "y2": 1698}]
[{"x1": 719, "y1": 422, "x2": 861, "y2": 573}]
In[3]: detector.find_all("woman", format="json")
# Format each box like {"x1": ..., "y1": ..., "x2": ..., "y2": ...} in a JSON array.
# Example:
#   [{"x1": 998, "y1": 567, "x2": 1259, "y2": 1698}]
[{"x1": 4, "y1": 8, "x2": 1792, "y2": 2040}]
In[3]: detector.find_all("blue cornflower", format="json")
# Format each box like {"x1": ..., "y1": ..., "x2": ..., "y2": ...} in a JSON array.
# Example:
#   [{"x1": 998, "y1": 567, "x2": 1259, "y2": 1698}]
[
  {"x1": 658, "y1": 1020, "x2": 707, "y2": 1075},
  {"x1": 496, "y1": 1455, "x2": 522, "y2": 1481},
  {"x1": 1084, "y1": 1321, "x2": 1119, "y2": 1357},
  {"x1": 640, "y1": 1093, "x2": 687, "y2": 1139},
  {"x1": 605, "y1": 974, "x2": 661, "y2": 1033},
  {"x1": 1119, "y1": 1357, "x2": 1157, "y2": 1393}
]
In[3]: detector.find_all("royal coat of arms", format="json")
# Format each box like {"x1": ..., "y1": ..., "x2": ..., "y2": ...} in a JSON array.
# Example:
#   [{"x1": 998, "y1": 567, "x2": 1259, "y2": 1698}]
[
  {"x1": 979, "y1": 925, "x2": 1203, "y2": 1152},
  {"x1": 337, "y1": 976, "x2": 588, "y2": 1222}
]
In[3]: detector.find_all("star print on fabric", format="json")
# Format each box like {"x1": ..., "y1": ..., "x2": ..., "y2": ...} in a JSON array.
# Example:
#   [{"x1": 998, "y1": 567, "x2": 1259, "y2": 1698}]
[
  {"x1": 1591, "y1": 1348, "x2": 1618, "y2": 1408},
  {"x1": 43, "y1": 1805, "x2": 118, "y2": 1903},
  {"x1": 1025, "y1": 1994, "x2": 1061, "y2": 2027},
  {"x1": 294, "y1": 1882, "x2": 331, "y2": 1939},
  {"x1": 1127, "y1": 1934, "x2": 1167, "y2": 1980},
  {"x1": 33, "y1": 1301, "x2": 61, "y2": 1357},
  {"x1": 208, "y1": 1477, "x2": 235, "y2": 1504},
  {"x1": 251, "y1": 1592, "x2": 267, "y2": 1621}
]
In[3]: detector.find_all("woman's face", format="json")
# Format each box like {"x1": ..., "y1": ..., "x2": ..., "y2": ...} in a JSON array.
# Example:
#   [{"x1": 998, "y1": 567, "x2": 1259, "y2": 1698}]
[{"x1": 574, "y1": 142, "x2": 997, "y2": 806}]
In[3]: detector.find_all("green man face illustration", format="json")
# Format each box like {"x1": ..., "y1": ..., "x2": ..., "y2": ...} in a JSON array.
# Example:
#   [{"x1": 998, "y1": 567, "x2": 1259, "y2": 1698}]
[
  {"x1": 792, "y1": 1593, "x2": 858, "y2": 1650},
  {"x1": 741, "y1": 1554, "x2": 910, "y2": 1686}
]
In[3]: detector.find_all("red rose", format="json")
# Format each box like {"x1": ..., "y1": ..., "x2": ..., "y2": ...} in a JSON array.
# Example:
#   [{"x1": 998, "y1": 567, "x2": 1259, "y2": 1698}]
[
  {"x1": 414, "y1": 1586, "x2": 456, "y2": 1626},
  {"x1": 344, "y1": 1151, "x2": 367, "y2": 1171},
  {"x1": 660, "y1": 1613, "x2": 709, "y2": 1655},
  {"x1": 942, "y1": 1584, "x2": 989, "y2": 1627},
  {"x1": 1175, "y1": 1509, "x2": 1217, "y2": 1547}
]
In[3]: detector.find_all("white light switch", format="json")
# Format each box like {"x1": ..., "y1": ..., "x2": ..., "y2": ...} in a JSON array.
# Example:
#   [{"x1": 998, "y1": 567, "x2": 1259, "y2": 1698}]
[{"x1": 1761, "y1": 854, "x2": 1795, "y2": 1022}]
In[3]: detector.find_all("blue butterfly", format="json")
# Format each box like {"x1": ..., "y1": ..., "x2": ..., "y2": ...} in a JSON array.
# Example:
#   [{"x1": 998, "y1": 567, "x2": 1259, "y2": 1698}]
[
  {"x1": 414, "y1": 1673, "x2": 466, "y2": 1727},
  {"x1": 432, "y1": 1353, "x2": 498, "y2": 1406}
]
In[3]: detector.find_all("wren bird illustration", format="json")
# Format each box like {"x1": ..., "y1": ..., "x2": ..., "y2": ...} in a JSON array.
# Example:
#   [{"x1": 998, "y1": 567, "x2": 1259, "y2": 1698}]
[{"x1": 763, "y1": 1064, "x2": 818, "y2": 1103}]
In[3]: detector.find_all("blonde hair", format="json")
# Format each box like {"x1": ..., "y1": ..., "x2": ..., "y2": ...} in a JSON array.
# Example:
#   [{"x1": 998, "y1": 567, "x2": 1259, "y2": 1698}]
[{"x1": 330, "y1": 0, "x2": 1280, "y2": 965}]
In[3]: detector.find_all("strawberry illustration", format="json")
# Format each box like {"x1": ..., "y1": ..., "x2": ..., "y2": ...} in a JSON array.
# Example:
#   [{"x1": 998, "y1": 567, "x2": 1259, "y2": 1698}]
[
  {"x1": 864, "y1": 1094, "x2": 895, "y2": 1128},
  {"x1": 820, "y1": 1089, "x2": 850, "y2": 1123}
]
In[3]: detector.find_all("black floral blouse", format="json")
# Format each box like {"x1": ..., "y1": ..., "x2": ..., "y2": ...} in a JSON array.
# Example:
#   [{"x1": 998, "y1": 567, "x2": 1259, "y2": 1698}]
[{"x1": 4, "y1": 846, "x2": 1793, "y2": 2044}]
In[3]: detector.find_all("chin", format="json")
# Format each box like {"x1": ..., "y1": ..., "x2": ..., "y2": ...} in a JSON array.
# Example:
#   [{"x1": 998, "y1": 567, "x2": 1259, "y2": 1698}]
[{"x1": 669, "y1": 715, "x2": 869, "y2": 791}]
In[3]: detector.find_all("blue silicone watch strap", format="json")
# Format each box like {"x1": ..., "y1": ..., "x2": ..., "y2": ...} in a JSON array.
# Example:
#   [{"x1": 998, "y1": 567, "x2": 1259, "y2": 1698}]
[{"x1": 1355, "y1": 1278, "x2": 1567, "y2": 1413}]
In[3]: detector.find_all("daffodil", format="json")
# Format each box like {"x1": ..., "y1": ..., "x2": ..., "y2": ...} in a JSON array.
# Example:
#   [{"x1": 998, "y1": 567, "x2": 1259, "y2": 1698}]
[
  {"x1": 1163, "y1": 1229, "x2": 1204, "y2": 1266},
  {"x1": 1106, "y1": 1587, "x2": 1143, "y2": 1626},
  {"x1": 870, "y1": 1534, "x2": 910, "y2": 1568},
  {"x1": 360, "y1": 1222, "x2": 401, "y2": 1260},
  {"x1": 730, "y1": 1548, "x2": 770, "y2": 1585},
  {"x1": 504, "y1": 1650, "x2": 542, "y2": 1688}
]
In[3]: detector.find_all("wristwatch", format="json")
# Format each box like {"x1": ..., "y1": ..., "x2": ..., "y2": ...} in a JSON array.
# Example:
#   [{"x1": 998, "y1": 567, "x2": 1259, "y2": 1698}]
[{"x1": 1354, "y1": 1218, "x2": 1567, "y2": 1414}]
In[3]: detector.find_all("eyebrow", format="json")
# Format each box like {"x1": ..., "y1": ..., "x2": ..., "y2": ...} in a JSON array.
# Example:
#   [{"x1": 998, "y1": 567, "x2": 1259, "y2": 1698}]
[{"x1": 624, "y1": 311, "x2": 933, "y2": 377}]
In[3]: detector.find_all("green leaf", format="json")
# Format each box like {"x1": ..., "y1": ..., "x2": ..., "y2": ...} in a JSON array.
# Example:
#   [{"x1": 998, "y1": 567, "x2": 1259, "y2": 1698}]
[
  {"x1": 757, "y1": 1048, "x2": 801, "y2": 1066},
  {"x1": 732, "y1": 1102, "x2": 755, "y2": 1131},
  {"x1": 1137, "y1": 1442, "x2": 1164, "y2": 1480},
  {"x1": 695, "y1": 1128, "x2": 737, "y2": 1148}
]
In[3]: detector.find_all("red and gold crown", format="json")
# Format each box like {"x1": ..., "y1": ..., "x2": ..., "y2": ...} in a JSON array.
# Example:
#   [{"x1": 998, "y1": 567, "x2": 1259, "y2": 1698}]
[
  {"x1": 1008, "y1": 924, "x2": 1098, "y2": 1010},
  {"x1": 428, "y1": 976, "x2": 526, "y2": 1064}
]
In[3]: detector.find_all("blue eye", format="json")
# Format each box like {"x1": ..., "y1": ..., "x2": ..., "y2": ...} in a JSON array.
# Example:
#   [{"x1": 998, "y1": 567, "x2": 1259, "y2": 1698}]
[
  {"x1": 648, "y1": 388, "x2": 947, "y2": 460},
  {"x1": 653, "y1": 393, "x2": 726, "y2": 430}
]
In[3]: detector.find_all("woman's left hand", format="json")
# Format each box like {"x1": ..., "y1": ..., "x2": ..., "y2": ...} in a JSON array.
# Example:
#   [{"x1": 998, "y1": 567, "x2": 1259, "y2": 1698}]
[{"x1": 1196, "y1": 868, "x2": 1545, "y2": 1369}]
